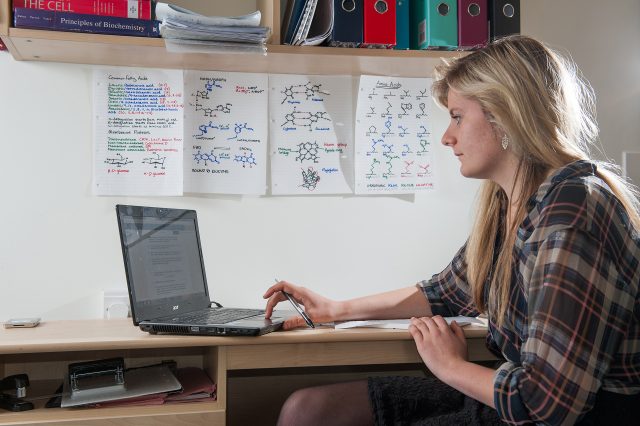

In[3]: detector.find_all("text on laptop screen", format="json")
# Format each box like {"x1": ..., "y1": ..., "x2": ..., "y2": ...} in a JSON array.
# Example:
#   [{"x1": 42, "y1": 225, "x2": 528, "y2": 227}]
[{"x1": 121, "y1": 215, "x2": 206, "y2": 304}]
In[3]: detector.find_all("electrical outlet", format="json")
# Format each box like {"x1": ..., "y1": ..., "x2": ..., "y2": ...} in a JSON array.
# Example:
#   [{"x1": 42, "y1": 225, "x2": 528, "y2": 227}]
[{"x1": 103, "y1": 290, "x2": 130, "y2": 319}]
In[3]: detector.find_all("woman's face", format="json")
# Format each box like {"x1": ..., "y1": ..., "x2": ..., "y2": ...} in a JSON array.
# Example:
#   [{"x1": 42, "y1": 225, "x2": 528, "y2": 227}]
[{"x1": 441, "y1": 89, "x2": 507, "y2": 181}]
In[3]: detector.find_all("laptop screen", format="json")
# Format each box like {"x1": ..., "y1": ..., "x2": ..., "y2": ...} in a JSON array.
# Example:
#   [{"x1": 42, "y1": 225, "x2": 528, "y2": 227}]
[{"x1": 116, "y1": 205, "x2": 211, "y2": 324}]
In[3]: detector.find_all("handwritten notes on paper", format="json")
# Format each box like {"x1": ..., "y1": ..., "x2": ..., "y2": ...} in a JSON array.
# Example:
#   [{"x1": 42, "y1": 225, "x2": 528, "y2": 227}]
[
  {"x1": 93, "y1": 69, "x2": 437, "y2": 196},
  {"x1": 93, "y1": 69, "x2": 184, "y2": 196},
  {"x1": 355, "y1": 76, "x2": 435, "y2": 194},
  {"x1": 184, "y1": 71, "x2": 268, "y2": 195},
  {"x1": 269, "y1": 75, "x2": 354, "y2": 195}
]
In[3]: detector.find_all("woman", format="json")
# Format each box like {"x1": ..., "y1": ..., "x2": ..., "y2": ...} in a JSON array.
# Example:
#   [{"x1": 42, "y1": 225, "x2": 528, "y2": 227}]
[{"x1": 264, "y1": 35, "x2": 640, "y2": 425}]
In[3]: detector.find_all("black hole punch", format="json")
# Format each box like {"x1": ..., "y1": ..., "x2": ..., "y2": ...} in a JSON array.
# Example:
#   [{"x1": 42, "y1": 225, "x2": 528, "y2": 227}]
[
  {"x1": 438, "y1": 2, "x2": 450, "y2": 16},
  {"x1": 374, "y1": 0, "x2": 388, "y2": 14},
  {"x1": 468, "y1": 3, "x2": 480, "y2": 17},
  {"x1": 503, "y1": 3, "x2": 515, "y2": 18},
  {"x1": 342, "y1": 0, "x2": 356, "y2": 12}
]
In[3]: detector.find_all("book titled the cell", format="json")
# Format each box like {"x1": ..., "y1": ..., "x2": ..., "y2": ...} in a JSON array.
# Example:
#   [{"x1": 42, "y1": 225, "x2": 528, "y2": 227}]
[
  {"x1": 14, "y1": 8, "x2": 160, "y2": 37},
  {"x1": 13, "y1": 0, "x2": 152, "y2": 20}
]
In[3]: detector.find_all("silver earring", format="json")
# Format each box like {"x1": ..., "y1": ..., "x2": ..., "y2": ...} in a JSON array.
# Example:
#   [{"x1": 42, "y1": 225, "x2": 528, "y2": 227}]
[{"x1": 501, "y1": 134, "x2": 510, "y2": 150}]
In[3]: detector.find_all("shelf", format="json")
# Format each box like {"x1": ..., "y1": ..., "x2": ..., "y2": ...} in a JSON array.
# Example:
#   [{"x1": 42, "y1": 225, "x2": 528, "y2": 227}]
[
  {"x1": 0, "y1": 399, "x2": 224, "y2": 426},
  {"x1": 0, "y1": 0, "x2": 466, "y2": 76},
  {"x1": 3, "y1": 27, "x2": 464, "y2": 76}
]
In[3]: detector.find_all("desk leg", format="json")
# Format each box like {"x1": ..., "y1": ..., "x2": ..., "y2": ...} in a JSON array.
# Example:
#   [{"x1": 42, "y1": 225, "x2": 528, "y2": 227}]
[{"x1": 205, "y1": 346, "x2": 227, "y2": 426}]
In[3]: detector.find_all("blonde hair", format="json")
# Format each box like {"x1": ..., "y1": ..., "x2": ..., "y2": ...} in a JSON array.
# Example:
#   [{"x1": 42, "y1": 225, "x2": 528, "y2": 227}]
[{"x1": 432, "y1": 35, "x2": 640, "y2": 325}]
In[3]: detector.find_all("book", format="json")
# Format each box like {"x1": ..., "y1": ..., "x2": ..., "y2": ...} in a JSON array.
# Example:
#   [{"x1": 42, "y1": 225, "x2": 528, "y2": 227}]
[
  {"x1": 13, "y1": 0, "x2": 152, "y2": 20},
  {"x1": 14, "y1": 8, "x2": 160, "y2": 37}
]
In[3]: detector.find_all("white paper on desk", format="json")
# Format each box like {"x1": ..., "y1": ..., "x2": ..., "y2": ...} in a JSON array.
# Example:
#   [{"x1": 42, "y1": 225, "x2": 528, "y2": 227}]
[
  {"x1": 269, "y1": 74, "x2": 355, "y2": 195},
  {"x1": 334, "y1": 316, "x2": 487, "y2": 330},
  {"x1": 183, "y1": 70, "x2": 268, "y2": 195},
  {"x1": 354, "y1": 75, "x2": 436, "y2": 194},
  {"x1": 93, "y1": 68, "x2": 184, "y2": 196}
]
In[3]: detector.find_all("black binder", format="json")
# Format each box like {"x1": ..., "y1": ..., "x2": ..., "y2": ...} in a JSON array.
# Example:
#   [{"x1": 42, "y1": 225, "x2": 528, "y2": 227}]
[
  {"x1": 488, "y1": 0, "x2": 520, "y2": 41},
  {"x1": 329, "y1": 0, "x2": 363, "y2": 47}
]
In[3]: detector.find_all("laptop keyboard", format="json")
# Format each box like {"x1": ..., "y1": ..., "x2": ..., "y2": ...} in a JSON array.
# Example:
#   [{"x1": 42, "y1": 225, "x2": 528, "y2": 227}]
[{"x1": 179, "y1": 308, "x2": 264, "y2": 324}]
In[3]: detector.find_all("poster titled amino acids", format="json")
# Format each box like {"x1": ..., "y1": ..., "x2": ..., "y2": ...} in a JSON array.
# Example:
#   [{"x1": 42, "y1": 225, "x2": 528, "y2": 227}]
[
  {"x1": 269, "y1": 74, "x2": 355, "y2": 195},
  {"x1": 354, "y1": 75, "x2": 435, "y2": 194},
  {"x1": 183, "y1": 71, "x2": 268, "y2": 195}
]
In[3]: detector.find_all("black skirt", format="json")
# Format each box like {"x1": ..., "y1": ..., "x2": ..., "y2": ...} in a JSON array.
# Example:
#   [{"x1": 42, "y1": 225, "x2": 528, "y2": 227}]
[{"x1": 367, "y1": 376, "x2": 503, "y2": 426}]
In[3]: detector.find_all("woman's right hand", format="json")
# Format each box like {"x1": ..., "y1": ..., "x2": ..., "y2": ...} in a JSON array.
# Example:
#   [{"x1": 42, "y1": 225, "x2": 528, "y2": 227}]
[{"x1": 263, "y1": 280, "x2": 341, "y2": 330}]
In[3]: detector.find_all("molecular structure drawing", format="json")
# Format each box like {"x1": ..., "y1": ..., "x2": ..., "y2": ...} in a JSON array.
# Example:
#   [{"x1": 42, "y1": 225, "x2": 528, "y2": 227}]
[
  {"x1": 193, "y1": 149, "x2": 220, "y2": 166},
  {"x1": 234, "y1": 152, "x2": 257, "y2": 168},
  {"x1": 293, "y1": 141, "x2": 321, "y2": 163},
  {"x1": 367, "y1": 138, "x2": 383, "y2": 155},
  {"x1": 104, "y1": 153, "x2": 133, "y2": 168},
  {"x1": 195, "y1": 122, "x2": 229, "y2": 138},
  {"x1": 281, "y1": 106, "x2": 330, "y2": 131},
  {"x1": 142, "y1": 152, "x2": 166, "y2": 169},
  {"x1": 227, "y1": 122, "x2": 254, "y2": 140},
  {"x1": 281, "y1": 82, "x2": 329, "y2": 104},
  {"x1": 418, "y1": 139, "x2": 431, "y2": 155},
  {"x1": 300, "y1": 167, "x2": 321, "y2": 191},
  {"x1": 192, "y1": 79, "x2": 232, "y2": 117}
]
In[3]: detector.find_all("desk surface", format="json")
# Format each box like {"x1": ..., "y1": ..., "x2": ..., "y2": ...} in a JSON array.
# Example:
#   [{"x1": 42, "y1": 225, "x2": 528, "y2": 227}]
[{"x1": 0, "y1": 318, "x2": 489, "y2": 354}]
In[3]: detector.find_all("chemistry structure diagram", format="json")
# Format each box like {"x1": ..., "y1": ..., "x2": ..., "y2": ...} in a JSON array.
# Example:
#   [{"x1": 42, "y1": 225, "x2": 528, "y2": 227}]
[
  {"x1": 274, "y1": 80, "x2": 349, "y2": 192},
  {"x1": 357, "y1": 77, "x2": 434, "y2": 191},
  {"x1": 189, "y1": 78, "x2": 261, "y2": 171}
]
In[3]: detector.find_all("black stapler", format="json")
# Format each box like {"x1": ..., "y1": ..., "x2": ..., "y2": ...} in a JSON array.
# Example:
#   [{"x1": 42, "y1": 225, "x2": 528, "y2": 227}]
[{"x1": 0, "y1": 374, "x2": 34, "y2": 411}]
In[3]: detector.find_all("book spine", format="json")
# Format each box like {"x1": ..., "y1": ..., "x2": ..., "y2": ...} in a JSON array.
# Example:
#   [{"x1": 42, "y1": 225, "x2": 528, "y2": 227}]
[
  {"x1": 13, "y1": 8, "x2": 160, "y2": 37},
  {"x1": 13, "y1": 0, "x2": 152, "y2": 20}
]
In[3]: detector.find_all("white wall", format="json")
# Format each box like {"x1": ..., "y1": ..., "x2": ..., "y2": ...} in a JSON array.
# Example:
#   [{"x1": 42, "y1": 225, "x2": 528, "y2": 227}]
[
  {"x1": 0, "y1": 56, "x2": 478, "y2": 320},
  {"x1": 1, "y1": 0, "x2": 638, "y2": 320}
]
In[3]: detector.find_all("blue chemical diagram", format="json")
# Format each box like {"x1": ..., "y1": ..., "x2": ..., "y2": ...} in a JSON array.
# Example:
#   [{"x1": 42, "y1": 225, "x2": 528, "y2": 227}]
[
  {"x1": 234, "y1": 152, "x2": 257, "y2": 168},
  {"x1": 193, "y1": 149, "x2": 220, "y2": 166},
  {"x1": 281, "y1": 82, "x2": 329, "y2": 104},
  {"x1": 398, "y1": 125, "x2": 409, "y2": 137},
  {"x1": 381, "y1": 118, "x2": 394, "y2": 138},
  {"x1": 195, "y1": 122, "x2": 230, "y2": 138},
  {"x1": 227, "y1": 122, "x2": 254, "y2": 140},
  {"x1": 104, "y1": 153, "x2": 133, "y2": 168},
  {"x1": 192, "y1": 79, "x2": 231, "y2": 117},
  {"x1": 142, "y1": 152, "x2": 166, "y2": 169},
  {"x1": 417, "y1": 125, "x2": 429, "y2": 138},
  {"x1": 300, "y1": 166, "x2": 321, "y2": 191}
]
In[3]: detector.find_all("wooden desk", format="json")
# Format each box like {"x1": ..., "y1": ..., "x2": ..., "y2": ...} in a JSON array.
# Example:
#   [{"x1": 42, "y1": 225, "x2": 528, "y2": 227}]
[{"x1": 0, "y1": 319, "x2": 494, "y2": 426}]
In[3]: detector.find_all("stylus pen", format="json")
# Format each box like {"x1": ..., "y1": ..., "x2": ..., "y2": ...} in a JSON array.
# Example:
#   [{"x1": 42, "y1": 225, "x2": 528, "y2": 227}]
[{"x1": 275, "y1": 279, "x2": 315, "y2": 328}]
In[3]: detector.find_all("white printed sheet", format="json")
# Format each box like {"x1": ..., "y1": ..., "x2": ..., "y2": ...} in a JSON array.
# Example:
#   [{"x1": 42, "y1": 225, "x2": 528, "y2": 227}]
[
  {"x1": 354, "y1": 75, "x2": 435, "y2": 194},
  {"x1": 269, "y1": 74, "x2": 355, "y2": 195},
  {"x1": 93, "y1": 68, "x2": 184, "y2": 196}
]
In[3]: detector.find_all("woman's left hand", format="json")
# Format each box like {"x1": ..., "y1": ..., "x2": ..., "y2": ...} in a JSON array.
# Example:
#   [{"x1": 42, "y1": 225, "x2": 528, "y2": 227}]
[{"x1": 408, "y1": 315, "x2": 468, "y2": 381}]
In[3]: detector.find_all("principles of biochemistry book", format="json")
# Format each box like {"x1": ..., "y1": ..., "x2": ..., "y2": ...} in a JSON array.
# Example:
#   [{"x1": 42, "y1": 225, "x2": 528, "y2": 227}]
[
  {"x1": 13, "y1": 0, "x2": 152, "y2": 20},
  {"x1": 13, "y1": 8, "x2": 160, "y2": 37}
]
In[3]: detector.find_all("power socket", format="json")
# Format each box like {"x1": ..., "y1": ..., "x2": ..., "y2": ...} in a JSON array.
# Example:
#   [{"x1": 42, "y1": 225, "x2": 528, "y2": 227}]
[{"x1": 103, "y1": 290, "x2": 131, "y2": 319}]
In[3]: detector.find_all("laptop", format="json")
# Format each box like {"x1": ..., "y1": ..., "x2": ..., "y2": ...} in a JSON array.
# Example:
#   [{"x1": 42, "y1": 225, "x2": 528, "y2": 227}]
[{"x1": 116, "y1": 205, "x2": 284, "y2": 336}]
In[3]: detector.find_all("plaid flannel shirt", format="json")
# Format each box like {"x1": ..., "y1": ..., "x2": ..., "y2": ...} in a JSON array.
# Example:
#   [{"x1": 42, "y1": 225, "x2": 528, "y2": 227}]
[{"x1": 418, "y1": 161, "x2": 640, "y2": 425}]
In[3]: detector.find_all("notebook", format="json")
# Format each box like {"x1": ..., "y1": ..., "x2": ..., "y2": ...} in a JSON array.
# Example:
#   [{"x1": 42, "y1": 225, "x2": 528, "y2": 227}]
[{"x1": 116, "y1": 205, "x2": 284, "y2": 336}]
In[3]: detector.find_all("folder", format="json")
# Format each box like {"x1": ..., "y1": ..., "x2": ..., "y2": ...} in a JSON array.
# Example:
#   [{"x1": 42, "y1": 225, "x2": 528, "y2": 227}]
[
  {"x1": 283, "y1": 0, "x2": 306, "y2": 44},
  {"x1": 411, "y1": 0, "x2": 458, "y2": 50},
  {"x1": 457, "y1": 0, "x2": 488, "y2": 50},
  {"x1": 329, "y1": 0, "x2": 363, "y2": 47},
  {"x1": 394, "y1": 0, "x2": 410, "y2": 50},
  {"x1": 488, "y1": 0, "x2": 520, "y2": 41},
  {"x1": 362, "y1": 0, "x2": 396, "y2": 48}
]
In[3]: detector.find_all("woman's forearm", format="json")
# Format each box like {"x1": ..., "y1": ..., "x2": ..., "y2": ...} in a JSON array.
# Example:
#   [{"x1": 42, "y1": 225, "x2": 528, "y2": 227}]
[{"x1": 337, "y1": 285, "x2": 432, "y2": 321}]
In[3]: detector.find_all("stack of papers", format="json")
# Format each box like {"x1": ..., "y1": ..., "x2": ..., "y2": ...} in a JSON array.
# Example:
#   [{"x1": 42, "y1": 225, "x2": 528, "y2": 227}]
[
  {"x1": 335, "y1": 316, "x2": 488, "y2": 330},
  {"x1": 156, "y1": 3, "x2": 270, "y2": 54}
]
